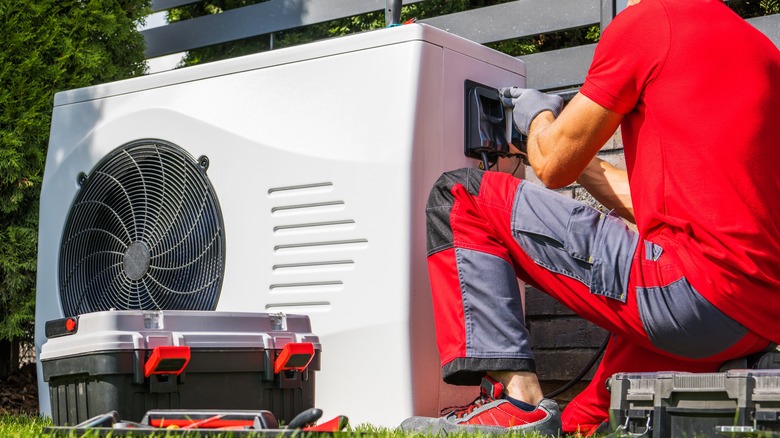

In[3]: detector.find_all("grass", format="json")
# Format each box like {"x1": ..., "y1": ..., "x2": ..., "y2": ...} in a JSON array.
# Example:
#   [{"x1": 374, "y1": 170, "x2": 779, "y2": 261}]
[
  {"x1": 0, "y1": 415, "x2": 566, "y2": 437},
  {"x1": 0, "y1": 414, "x2": 53, "y2": 437}
]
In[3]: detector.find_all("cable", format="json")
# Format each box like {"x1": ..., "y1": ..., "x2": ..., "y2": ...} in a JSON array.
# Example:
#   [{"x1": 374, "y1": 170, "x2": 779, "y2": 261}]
[
  {"x1": 481, "y1": 151, "x2": 491, "y2": 171},
  {"x1": 502, "y1": 153, "x2": 524, "y2": 175},
  {"x1": 544, "y1": 334, "x2": 610, "y2": 399}
]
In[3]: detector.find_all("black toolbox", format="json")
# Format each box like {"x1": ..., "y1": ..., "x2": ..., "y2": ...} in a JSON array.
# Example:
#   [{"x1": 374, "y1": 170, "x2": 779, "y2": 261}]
[
  {"x1": 40, "y1": 310, "x2": 320, "y2": 426},
  {"x1": 609, "y1": 370, "x2": 780, "y2": 437}
]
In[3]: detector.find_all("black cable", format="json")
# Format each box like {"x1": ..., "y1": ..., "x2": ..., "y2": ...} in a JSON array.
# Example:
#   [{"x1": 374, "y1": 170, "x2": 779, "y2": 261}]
[
  {"x1": 503, "y1": 153, "x2": 524, "y2": 175},
  {"x1": 481, "y1": 151, "x2": 491, "y2": 171},
  {"x1": 544, "y1": 334, "x2": 611, "y2": 399}
]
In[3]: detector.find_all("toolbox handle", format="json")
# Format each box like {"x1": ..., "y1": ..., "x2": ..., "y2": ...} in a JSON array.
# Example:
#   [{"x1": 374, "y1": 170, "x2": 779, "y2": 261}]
[
  {"x1": 144, "y1": 345, "x2": 191, "y2": 377},
  {"x1": 274, "y1": 342, "x2": 314, "y2": 374},
  {"x1": 604, "y1": 414, "x2": 652, "y2": 438}
]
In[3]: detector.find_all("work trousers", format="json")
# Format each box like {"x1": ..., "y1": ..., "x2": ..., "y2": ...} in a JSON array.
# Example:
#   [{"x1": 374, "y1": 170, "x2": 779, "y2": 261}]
[{"x1": 425, "y1": 168, "x2": 770, "y2": 433}]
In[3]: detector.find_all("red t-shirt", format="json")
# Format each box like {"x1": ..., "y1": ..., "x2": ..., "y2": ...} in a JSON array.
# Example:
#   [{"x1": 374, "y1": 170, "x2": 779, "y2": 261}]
[{"x1": 580, "y1": 0, "x2": 780, "y2": 343}]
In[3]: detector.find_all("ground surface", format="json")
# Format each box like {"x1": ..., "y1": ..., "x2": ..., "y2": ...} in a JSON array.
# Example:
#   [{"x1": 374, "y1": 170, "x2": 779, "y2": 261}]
[{"x1": 0, "y1": 364, "x2": 38, "y2": 416}]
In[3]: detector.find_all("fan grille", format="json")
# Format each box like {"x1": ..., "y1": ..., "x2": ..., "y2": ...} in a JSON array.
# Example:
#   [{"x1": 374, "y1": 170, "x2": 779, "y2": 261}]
[{"x1": 59, "y1": 140, "x2": 225, "y2": 317}]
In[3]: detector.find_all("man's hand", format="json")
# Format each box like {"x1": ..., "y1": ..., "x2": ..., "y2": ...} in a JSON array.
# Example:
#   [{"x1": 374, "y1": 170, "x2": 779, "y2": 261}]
[{"x1": 499, "y1": 87, "x2": 564, "y2": 136}]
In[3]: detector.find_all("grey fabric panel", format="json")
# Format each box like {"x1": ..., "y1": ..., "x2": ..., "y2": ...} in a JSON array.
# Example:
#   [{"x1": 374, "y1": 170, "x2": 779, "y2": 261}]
[
  {"x1": 636, "y1": 278, "x2": 750, "y2": 359},
  {"x1": 511, "y1": 180, "x2": 638, "y2": 302},
  {"x1": 425, "y1": 168, "x2": 484, "y2": 256},
  {"x1": 425, "y1": 177, "x2": 456, "y2": 256},
  {"x1": 644, "y1": 240, "x2": 663, "y2": 261},
  {"x1": 456, "y1": 248, "x2": 533, "y2": 361},
  {"x1": 589, "y1": 210, "x2": 639, "y2": 302}
]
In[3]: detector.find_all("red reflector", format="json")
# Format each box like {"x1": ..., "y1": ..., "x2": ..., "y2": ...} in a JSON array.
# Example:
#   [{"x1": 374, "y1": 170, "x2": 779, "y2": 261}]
[
  {"x1": 144, "y1": 346, "x2": 191, "y2": 377},
  {"x1": 65, "y1": 318, "x2": 77, "y2": 332},
  {"x1": 274, "y1": 342, "x2": 314, "y2": 374}
]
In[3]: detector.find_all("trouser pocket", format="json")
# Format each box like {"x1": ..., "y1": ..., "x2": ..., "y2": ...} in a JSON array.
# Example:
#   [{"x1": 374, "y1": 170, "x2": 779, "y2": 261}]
[{"x1": 511, "y1": 180, "x2": 638, "y2": 302}]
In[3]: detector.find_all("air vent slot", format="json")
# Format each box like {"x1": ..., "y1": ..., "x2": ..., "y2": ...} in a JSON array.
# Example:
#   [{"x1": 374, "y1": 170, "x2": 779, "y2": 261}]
[
  {"x1": 268, "y1": 182, "x2": 333, "y2": 197},
  {"x1": 274, "y1": 239, "x2": 369, "y2": 254},
  {"x1": 271, "y1": 201, "x2": 345, "y2": 215},
  {"x1": 273, "y1": 260, "x2": 355, "y2": 274},
  {"x1": 273, "y1": 220, "x2": 356, "y2": 235}
]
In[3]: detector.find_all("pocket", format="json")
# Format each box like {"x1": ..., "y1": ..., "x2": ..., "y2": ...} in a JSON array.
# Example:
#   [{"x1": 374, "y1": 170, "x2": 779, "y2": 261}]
[
  {"x1": 590, "y1": 210, "x2": 639, "y2": 302},
  {"x1": 512, "y1": 182, "x2": 586, "y2": 284},
  {"x1": 565, "y1": 205, "x2": 601, "y2": 263},
  {"x1": 637, "y1": 278, "x2": 749, "y2": 359},
  {"x1": 511, "y1": 182, "x2": 638, "y2": 301}
]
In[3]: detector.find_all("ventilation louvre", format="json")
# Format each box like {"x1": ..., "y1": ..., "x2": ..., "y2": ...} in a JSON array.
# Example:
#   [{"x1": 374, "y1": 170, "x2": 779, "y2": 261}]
[{"x1": 58, "y1": 140, "x2": 225, "y2": 317}]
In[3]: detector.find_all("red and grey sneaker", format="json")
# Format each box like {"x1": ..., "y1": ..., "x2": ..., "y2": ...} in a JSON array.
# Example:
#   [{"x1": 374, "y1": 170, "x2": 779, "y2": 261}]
[{"x1": 400, "y1": 376, "x2": 561, "y2": 436}]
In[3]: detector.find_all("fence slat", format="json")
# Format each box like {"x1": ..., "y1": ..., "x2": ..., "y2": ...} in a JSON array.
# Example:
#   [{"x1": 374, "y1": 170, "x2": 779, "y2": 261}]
[
  {"x1": 419, "y1": 0, "x2": 600, "y2": 44},
  {"x1": 519, "y1": 44, "x2": 596, "y2": 91},
  {"x1": 151, "y1": 0, "x2": 201, "y2": 12},
  {"x1": 748, "y1": 14, "x2": 780, "y2": 47},
  {"x1": 142, "y1": 0, "x2": 423, "y2": 58},
  {"x1": 519, "y1": 14, "x2": 780, "y2": 90}
]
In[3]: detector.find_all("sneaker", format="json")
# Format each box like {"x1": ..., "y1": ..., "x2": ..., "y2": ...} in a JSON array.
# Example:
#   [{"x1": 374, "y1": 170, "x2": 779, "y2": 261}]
[{"x1": 399, "y1": 376, "x2": 561, "y2": 436}]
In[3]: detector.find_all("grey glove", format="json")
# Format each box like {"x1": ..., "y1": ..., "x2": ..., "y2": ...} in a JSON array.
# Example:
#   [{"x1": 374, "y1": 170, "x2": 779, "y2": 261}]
[{"x1": 499, "y1": 87, "x2": 564, "y2": 136}]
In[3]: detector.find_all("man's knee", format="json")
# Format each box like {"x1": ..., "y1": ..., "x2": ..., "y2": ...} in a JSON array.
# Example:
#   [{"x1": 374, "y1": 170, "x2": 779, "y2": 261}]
[
  {"x1": 426, "y1": 168, "x2": 486, "y2": 255},
  {"x1": 427, "y1": 168, "x2": 485, "y2": 208}
]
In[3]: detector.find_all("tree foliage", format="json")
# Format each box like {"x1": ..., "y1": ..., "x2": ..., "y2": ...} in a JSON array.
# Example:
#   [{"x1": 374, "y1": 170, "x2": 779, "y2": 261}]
[
  {"x1": 729, "y1": 0, "x2": 780, "y2": 16},
  {"x1": 0, "y1": 0, "x2": 150, "y2": 343}
]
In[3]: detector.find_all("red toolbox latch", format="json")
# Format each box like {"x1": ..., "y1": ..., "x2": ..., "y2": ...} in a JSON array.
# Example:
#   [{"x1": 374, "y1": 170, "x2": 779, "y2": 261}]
[
  {"x1": 274, "y1": 342, "x2": 314, "y2": 374},
  {"x1": 144, "y1": 345, "x2": 191, "y2": 377}
]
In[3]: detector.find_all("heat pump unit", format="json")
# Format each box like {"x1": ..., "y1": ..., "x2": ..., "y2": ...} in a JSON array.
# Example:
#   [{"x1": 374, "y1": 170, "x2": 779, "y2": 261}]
[{"x1": 36, "y1": 23, "x2": 526, "y2": 426}]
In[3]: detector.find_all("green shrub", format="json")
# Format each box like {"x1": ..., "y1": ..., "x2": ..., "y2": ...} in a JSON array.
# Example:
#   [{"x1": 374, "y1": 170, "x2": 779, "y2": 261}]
[{"x1": 0, "y1": 0, "x2": 150, "y2": 345}]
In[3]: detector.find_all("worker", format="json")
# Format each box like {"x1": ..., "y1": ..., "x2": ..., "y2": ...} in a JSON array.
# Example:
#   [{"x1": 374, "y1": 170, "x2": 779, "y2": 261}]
[{"x1": 401, "y1": 0, "x2": 780, "y2": 435}]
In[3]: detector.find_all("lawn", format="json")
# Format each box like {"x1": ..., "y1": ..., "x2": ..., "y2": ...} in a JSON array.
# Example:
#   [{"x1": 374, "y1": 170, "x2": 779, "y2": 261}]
[{"x1": 0, "y1": 414, "x2": 566, "y2": 437}]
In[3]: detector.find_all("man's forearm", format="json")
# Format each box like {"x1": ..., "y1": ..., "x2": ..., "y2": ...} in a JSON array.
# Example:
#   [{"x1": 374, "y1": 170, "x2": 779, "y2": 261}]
[
  {"x1": 525, "y1": 93, "x2": 624, "y2": 189},
  {"x1": 576, "y1": 157, "x2": 635, "y2": 223}
]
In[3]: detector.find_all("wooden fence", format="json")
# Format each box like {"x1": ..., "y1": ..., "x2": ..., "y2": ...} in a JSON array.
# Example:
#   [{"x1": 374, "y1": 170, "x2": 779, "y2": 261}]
[{"x1": 143, "y1": 0, "x2": 779, "y2": 90}]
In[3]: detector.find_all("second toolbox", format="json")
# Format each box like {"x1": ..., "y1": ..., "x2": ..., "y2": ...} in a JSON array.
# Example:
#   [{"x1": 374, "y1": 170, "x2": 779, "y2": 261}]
[{"x1": 609, "y1": 369, "x2": 780, "y2": 437}]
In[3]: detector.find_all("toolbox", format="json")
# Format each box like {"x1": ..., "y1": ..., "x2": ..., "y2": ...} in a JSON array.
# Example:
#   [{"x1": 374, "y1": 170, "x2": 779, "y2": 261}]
[
  {"x1": 40, "y1": 310, "x2": 320, "y2": 426},
  {"x1": 609, "y1": 370, "x2": 780, "y2": 437}
]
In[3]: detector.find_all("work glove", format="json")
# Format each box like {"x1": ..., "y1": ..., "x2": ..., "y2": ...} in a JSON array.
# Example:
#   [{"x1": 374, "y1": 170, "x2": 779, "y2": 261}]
[{"x1": 499, "y1": 87, "x2": 564, "y2": 136}]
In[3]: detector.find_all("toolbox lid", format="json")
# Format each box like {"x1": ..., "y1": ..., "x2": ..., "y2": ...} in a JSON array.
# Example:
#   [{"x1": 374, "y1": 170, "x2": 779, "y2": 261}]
[{"x1": 40, "y1": 310, "x2": 319, "y2": 360}]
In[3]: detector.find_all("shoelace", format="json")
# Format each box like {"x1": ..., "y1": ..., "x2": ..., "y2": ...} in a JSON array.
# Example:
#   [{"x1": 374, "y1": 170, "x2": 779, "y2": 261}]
[{"x1": 439, "y1": 393, "x2": 493, "y2": 419}]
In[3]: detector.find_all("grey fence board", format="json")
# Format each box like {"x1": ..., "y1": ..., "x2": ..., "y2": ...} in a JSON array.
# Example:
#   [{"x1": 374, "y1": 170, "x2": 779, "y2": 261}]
[
  {"x1": 419, "y1": 0, "x2": 599, "y2": 44},
  {"x1": 142, "y1": 1, "x2": 779, "y2": 88},
  {"x1": 519, "y1": 44, "x2": 597, "y2": 91},
  {"x1": 748, "y1": 15, "x2": 780, "y2": 47},
  {"x1": 151, "y1": 0, "x2": 201, "y2": 11},
  {"x1": 142, "y1": 0, "x2": 423, "y2": 58}
]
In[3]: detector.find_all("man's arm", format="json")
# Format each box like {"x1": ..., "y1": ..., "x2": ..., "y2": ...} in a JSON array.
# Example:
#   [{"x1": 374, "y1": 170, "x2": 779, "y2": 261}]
[
  {"x1": 577, "y1": 157, "x2": 635, "y2": 223},
  {"x1": 526, "y1": 93, "x2": 623, "y2": 189},
  {"x1": 502, "y1": 89, "x2": 633, "y2": 219},
  {"x1": 517, "y1": 91, "x2": 634, "y2": 221}
]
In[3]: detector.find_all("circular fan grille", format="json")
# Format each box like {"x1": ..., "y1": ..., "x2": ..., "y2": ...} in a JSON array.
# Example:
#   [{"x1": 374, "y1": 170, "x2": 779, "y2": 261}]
[{"x1": 59, "y1": 140, "x2": 225, "y2": 317}]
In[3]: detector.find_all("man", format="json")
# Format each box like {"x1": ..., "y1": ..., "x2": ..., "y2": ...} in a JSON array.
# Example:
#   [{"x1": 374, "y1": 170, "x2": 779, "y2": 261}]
[{"x1": 401, "y1": 0, "x2": 780, "y2": 435}]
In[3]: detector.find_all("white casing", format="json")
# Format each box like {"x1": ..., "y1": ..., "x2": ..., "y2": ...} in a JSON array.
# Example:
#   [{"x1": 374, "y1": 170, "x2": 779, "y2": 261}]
[{"x1": 36, "y1": 23, "x2": 526, "y2": 426}]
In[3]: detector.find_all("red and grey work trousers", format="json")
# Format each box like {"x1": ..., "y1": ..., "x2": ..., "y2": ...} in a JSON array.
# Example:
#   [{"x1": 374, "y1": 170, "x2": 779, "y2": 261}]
[{"x1": 425, "y1": 168, "x2": 770, "y2": 433}]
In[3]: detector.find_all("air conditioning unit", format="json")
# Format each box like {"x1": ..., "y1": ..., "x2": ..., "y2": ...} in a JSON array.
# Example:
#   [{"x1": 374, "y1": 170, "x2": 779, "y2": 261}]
[{"x1": 35, "y1": 23, "x2": 526, "y2": 427}]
